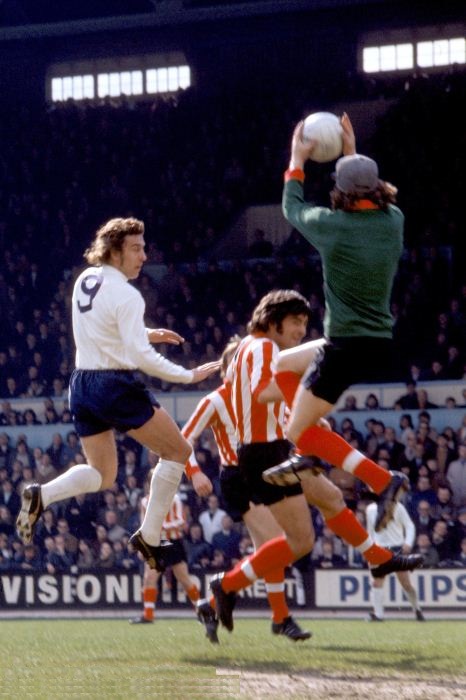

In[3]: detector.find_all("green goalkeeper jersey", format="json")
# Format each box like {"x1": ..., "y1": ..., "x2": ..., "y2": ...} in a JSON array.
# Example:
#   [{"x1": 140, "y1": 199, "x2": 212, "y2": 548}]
[{"x1": 283, "y1": 178, "x2": 404, "y2": 339}]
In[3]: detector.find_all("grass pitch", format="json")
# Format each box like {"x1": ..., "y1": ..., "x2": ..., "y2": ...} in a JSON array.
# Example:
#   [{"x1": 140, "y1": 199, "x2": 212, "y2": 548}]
[{"x1": 0, "y1": 617, "x2": 464, "y2": 699}]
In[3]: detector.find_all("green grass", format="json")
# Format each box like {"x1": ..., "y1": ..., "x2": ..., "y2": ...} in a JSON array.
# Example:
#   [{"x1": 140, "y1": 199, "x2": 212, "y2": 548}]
[{"x1": 0, "y1": 618, "x2": 464, "y2": 698}]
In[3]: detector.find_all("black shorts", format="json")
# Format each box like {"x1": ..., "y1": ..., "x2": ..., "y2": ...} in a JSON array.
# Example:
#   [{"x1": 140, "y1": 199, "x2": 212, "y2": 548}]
[
  {"x1": 69, "y1": 369, "x2": 160, "y2": 437},
  {"x1": 303, "y1": 337, "x2": 395, "y2": 405},
  {"x1": 237, "y1": 439, "x2": 303, "y2": 507},
  {"x1": 220, "y1": 465, "x2": 251, "y2": 522},
  {"x1": 160, "y1": 538, "x2": 187, "y2": 568}
]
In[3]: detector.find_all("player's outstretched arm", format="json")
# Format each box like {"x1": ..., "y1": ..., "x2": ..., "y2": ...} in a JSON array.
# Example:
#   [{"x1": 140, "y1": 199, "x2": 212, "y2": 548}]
[
  {"x1": 147, "y1": 328, "x2": 185, "y2": 345},
  {"x1": 190, "y1": 361, "x2": 221, "y2": 383}
]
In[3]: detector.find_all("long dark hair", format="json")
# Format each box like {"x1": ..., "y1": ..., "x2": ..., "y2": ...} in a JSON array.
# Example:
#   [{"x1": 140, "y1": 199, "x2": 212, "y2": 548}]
[
  {"x1": 247, "y1": 289, "x2": 310, "y2": 334},
  {"x1": 330, "y1": 180, "x2": 398, "y2": 212}
]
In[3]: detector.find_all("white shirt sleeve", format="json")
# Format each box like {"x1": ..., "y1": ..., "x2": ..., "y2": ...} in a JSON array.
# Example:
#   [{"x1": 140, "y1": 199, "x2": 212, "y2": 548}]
[{"x1": 115, "y1": 295, "x2": 194, "y2": 383}]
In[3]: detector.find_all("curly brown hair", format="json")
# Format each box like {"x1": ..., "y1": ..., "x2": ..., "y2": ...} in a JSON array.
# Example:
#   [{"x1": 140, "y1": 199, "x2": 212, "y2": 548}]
[
  {"x1": 330, "y1": 180, "x2": 398, "y2": 212},
  {"x1": 247, "y1": 290, "x2": 310, "y2": 334},
  {"x1": 84, "y1": 217, "x2": 145, "y2": 265}
]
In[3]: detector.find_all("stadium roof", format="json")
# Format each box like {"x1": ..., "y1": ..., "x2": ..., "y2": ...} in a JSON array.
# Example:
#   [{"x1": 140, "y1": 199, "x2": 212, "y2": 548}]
[
  {"x1": 0, "y1": 1, "x2": 463, "y2": 43},
  {"x1": 0, "y1": 2, "x2": 417, "y2": 28}
]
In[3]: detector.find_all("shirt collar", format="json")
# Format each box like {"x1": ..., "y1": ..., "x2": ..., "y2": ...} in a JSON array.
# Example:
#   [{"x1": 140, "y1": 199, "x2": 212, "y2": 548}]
[
  {"x1": 102, "y1": 263, "x2": 129, "y2": 282},
  {"x1": 350, "y1": 200, "x2": 380, "y2": 211}
]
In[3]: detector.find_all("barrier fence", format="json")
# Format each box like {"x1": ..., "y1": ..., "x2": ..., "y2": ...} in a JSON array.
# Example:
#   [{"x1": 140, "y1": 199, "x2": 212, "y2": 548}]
[{"x1": 1, "y1": 568, "x2": 465, "y2": 612}]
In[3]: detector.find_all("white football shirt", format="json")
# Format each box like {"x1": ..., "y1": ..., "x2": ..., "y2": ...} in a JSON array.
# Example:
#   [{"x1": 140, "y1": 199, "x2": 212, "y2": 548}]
[{"x1": 72, "y1": 264, "x2": 193, "y2": 383}]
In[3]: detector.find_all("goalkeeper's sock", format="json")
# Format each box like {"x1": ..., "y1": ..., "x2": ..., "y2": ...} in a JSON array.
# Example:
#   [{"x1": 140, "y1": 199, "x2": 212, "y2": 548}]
[{"x1": 295, "y1": 426, "x2": 391, "y2": 494}]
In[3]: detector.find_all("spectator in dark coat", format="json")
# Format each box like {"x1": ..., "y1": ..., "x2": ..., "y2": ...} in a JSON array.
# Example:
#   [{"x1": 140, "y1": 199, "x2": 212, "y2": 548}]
[
  {"x1": 211, "y1": 514, "x2": 242, "y2": 565},
  {"x1": 185, "y1": 522, "x2": 212, "y2": 570}
]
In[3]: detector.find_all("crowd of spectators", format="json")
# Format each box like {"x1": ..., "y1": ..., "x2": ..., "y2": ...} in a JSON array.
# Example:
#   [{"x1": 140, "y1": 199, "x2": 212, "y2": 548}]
[
  {"x1": 0, "y1": 404, "x2": 465, "y2": 574},
  {"x1": 0, "y1": 72, "x2": 465, "y2": 576}
]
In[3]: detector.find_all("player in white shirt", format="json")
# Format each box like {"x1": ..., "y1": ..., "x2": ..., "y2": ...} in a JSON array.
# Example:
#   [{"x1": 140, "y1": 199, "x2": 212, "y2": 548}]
[
  {"x1": 366, "y1": 491, "x2": 425, "y2": 622},
  {"x1": 16, "y1": 217, "x2": 219, "y2": 571},
  {"x1": 130, "y1": 484, "x2": 219, "y2": 643}
]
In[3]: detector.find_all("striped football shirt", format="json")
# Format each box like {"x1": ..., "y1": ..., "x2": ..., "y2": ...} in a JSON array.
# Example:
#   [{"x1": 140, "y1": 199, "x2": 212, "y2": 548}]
[
  {"x1": 227, "y1": 334, "x2": 286, "y2": 445},
  {"x1": 183, "y1": 382, "x2": 238, "y2": 477}
]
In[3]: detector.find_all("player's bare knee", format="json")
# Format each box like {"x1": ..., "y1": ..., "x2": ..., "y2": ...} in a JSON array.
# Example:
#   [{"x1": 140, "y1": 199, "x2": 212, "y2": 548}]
[
  {"x1": 159, "y1": 435, "x2": 191, "y2": 463},
  {"x1": 288, "y1": 530, "x2": 314, "y2": 559}
]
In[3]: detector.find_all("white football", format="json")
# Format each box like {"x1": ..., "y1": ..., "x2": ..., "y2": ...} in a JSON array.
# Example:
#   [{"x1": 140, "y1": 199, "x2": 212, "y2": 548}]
[{"x1": 302, "y1": 112, "x2": 343, "y2": 163}]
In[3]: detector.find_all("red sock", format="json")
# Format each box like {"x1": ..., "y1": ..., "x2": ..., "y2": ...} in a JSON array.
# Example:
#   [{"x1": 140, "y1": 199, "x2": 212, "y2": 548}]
[
  {"x1": 264, "y1": 568, "x2": 289, "y2": 623},
  {"x1": 222, "y1": 536, "x2": 295, "y2": 593},
  {"x1": 274, "y1": 370, "x2": 301, "y2": 408},
  {"x1": 186, "y1": 584, "x2": 200, "y2": 605},
  {"x1": 326, "y1": 508, "x2": 392, "y2": 565},
  {"x1": 143, "y1": 586, "x2": 157, "y2": 621},
  {"x1": 296, "y1": 425, "x2": 391, "y2": 494}
]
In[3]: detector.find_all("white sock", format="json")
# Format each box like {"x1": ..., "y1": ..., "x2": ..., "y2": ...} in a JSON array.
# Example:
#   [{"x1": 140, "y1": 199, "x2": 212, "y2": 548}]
[
  {"x1": 371, "y1": 586, "x2": 384, "y2": 619},
  {"x1": 405, "y1": 588, "x2": 419, "y2": 611},
  {"x1": 140, "y1": 459, "x2": 184, "y2": 546},
  {"x1": 41, "y1": 464, "x2": 102, "y2": 509}
]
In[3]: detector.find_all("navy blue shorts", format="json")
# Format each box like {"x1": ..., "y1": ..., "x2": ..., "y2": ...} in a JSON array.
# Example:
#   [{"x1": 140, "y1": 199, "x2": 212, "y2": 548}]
[
  {"x1": 303, "y1": 337, "x2": 395, "y2": 405},
  {"x1": 220, "y1": 465, "x2": 251, "y2": 522},
  {"x1": 237, "y1": 439, "x2": 303, "y2": 507},
  {"x1": 69, "y1": 369, "x2": 160, "y2": 437}
]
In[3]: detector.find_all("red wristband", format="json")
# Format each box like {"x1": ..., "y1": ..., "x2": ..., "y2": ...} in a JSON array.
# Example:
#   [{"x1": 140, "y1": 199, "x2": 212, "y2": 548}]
[
  {"x1": 185, "y1": 463, "x2": 201, "y2": 480},
  {"x1": 284, "y1": 168, "x2": 305, "y2": 183}
]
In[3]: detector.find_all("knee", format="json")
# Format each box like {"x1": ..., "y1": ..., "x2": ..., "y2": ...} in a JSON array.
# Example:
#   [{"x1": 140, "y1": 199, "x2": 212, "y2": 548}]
[
  {"x1": 161, "y1": 435, "x2": 191, "y2": 463},
  {"x1": 324, "y1": 493, "x2": 347, "y2": 519},
  {"x1": 290, "y1": 530, "x2": 315, "y2": 560}
]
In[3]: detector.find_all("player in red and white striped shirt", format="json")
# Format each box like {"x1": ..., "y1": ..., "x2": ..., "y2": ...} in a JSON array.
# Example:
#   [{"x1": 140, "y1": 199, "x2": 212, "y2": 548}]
[
  {"x1": 183, "y1": 336, "x2": 310, "y2": 641},
  {"x1": 209, "y1": 291, "x2": 317, "y2": 636}
]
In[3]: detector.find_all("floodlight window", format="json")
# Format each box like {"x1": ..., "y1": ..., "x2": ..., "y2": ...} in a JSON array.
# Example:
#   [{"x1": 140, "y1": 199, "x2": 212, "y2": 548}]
[
  {"x1": 450, "y1": 38, "x2": 466, "y2": 64},
  {"x1": 131, "y1": 70, "x2": 143, "y2": 95},
  {"x1": 168, "y1": 66, "x2": 179, "y2": 91},
  {"x1": 62, "y1": 77, "x2": 73, "y2": 101},
  {"x1": 83, "y1": 75, "x2": 95, "y2": 99},
  {"x1": 396, "y1": 44, "x2": 413, "y2": 70},
  {"x1": 109, "y1": 72, "x2": 120, "y2": 97},
  {"x1": 97, "y1": 74, "x2": 109, "y2": 98},
  {"x1": 363, "y1": 44, "x2": 413, "y2": 73},
  {"x1": 179, "y1": 65, "x2": 191, "y2": 89},
  {"x1": 363, "y1": 33, "x2": 465, "y2": 74},
  {"x1": 434, "y1": 40, "x2": 450, "y2": 66},
  {"x1": 380, "y1": 45, "x2": 396, "y2": 71},
  {"x1": 146, "y1": 69, "x2": 158, "y2": 93},
  {"x1": 51, "y1": 78, "x2": 63, "y2": 101},
  {"x1": 157, "y1": 68, "x2": 168, "y2": 93},
  {"x1": 49, "y1": 59, "x2": 191, "y2": 101},
  {"x1": 417, "y1": 38, "x2": 465, "y2": 68}
]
